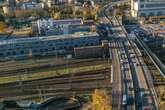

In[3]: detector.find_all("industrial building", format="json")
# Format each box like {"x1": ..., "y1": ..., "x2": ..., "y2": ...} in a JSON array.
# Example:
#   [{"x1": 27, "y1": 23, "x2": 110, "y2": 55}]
[
  {"x1": 74, "y1": 40, "x2": 109, "y2": 58},
  {"x1": 0, "y1": 32, "x2": 100, "y2": 60},
  {"x1": 33, "y1": 19, "x2": 83, "y2": 36},
  {"x1": 32, "y1": 19, "x2": 96, "y2": 36},
  {"x1": 131, "y1": 0, "x2": 165, "y2": 18}
]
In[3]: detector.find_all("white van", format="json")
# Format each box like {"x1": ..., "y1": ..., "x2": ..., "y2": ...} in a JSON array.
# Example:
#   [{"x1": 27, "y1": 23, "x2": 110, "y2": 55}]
[{"x1": 122, "y1": 94, "x2": 127, "y2": 106}]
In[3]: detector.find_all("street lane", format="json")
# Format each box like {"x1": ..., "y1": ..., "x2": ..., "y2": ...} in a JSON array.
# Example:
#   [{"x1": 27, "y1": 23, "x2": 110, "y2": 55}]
[{"x1": 111, "y1": 41, "x2": 122, "y2": 110}]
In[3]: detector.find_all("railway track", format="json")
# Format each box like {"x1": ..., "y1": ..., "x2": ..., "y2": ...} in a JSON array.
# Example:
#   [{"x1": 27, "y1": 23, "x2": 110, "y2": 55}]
[
  {"x1": 118, "y1": 17, "x2": 158, "y2": 109},
  {"x1": 0, "y1": 69, "x2": 108, "y2": 87},
  {"x1": 1, "y1": 87, "x2": 112, "y2": 101},
  {"x1": 102, "y1": 4, "x2": 137, "y2": 109},
  {"x1": 153, "y1": 75, "x2": 165, "y2": 85},
  {"x1": 0, "y1": 68, "x2": 111, "y2": 101},
  {"x1": 0, "y1": 58, "x2": 104, "y2": 77}
]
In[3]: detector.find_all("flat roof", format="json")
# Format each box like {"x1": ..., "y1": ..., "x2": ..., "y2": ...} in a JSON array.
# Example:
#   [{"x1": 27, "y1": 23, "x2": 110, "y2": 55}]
[
  {"x1": 0, "y1": 32, "x2": 99, "y2": 46},
  {"x1": 38, "y1": 19, "x2": 82, "y2": 25}
]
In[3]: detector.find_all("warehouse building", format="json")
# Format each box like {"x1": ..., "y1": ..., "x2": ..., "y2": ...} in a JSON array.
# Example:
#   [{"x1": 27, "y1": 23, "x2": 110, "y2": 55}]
[
  {"x1": 32, "y1": 19, "x2": 83, "y2": 36},
  {"x1": 74, "y1": 40, "x2": 109, "y2": 58},
  {"x1": 0, "y1": 32, "x2": 100, "y2": 60}
]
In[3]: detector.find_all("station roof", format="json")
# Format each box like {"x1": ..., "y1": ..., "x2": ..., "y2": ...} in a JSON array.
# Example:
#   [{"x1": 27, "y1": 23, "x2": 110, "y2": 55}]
[{"x1": 0, "y1": 32, "x2": 99, "y2": 45}]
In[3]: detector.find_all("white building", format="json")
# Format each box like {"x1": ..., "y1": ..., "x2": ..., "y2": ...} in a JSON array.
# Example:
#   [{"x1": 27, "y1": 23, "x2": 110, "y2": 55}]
[
  {"x1": 35, "y1": 19, "x2": 83, "y2": 35},
  {"x1": 131, "y1": 0, "x2": 165, "y2": 18},
  {"x1": 20, "y1": 1, "x2": 44, "y2": 10}
]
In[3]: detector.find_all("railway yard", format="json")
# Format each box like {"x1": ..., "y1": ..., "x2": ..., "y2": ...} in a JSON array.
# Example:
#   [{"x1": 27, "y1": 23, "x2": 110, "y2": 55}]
[
  {"x1": 0, "y1": 58, "x2": 109, "y2": 83},
  {"x1": 125, "y1": 27, "x2": 165, "y2": 109},
  {"x1": 142, "y1": 53, "x2": 165, "y2": 110},
  {"x1": 0, "y1": 57, "x2": 112, "y2": 109},
  {"x1": 1, "y1": 0, "x2": 165, "y2": 110}
]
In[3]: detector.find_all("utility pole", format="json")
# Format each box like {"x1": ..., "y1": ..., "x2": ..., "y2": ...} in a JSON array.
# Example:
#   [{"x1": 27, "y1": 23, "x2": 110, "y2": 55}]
[
  {"x1": 18, "y1": 71, "x2": 23, "y2": 102},
  {"x1": 156, "y1": 37, "x2": 160, "y2": 56},
  {"x1": 55, "y1": 44, "x2": 57, "y2": 60},
  {"x1": 162, "y1": 36, "x2": 165, "y2": 48},
  {"x1": 107, "y1": 58, "x2": 110, "y2": 88},
  {"x1": 38, "y1": 87, "x2": 44, "y2": 103},
  {"x1": 67, "y1": 57, "x2": 71, "y2": 89},
  {"x1": 18, "y1": 71, "x2": 23, "y2": 92}
]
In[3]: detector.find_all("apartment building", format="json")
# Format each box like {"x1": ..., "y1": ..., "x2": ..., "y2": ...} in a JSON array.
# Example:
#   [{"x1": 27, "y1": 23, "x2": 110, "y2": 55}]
[{"x1": 131, "y1": 0, "x2": 165, "y2": 17}]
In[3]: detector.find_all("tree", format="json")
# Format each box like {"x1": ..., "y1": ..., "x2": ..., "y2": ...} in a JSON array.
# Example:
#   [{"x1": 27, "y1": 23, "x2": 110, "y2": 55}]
[
  {"x1": 53, "y1": 12, "x2": 61, "y2": 20},
  {"x1": 75, "y1": 10, "x2": 83, "y2": 16},
  {"x1": 83, "y1": 2, "x2": 99, "y2": 20},
  {"x1": 92, "y1": 89, "x2": 112, "y2": 110},
  {"x1": 83, "y1": 3, "x2": 92, "y2": 20},
  {"x1": 92, "y1": 5, "x2": 99, "y2": 21},
  {"x1": 0, "y1": 22, "x2": 7, "y2": 33}
]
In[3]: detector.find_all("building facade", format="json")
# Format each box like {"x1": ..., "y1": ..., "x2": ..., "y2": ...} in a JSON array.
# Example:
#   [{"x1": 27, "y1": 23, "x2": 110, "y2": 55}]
[
  {"x1": 2, "y1": 0, "x2": 16, "y2": 15},
  {"x1": 131, "y1": 0, "x2": 165, "y2": 18},
  {"x1": 34, "y1": 19, "x2": 83, "y2": 35},
  {"x1": 0, "y1": 32, "x2": 100, "y2": 60}
]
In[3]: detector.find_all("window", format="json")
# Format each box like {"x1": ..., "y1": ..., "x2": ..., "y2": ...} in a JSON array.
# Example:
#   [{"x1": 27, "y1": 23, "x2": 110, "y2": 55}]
[
  {"x1": 149, "y1": 12, "x2": 154, "y2": 16},
  {"x1": 52, "y1": 47, "x2": 55, "y2": 50},
  {"x1": 49, "y1": 44, "x2": 53, "y2": 47},
  {"x1": 20, "y1": 50, "x2": 25, "y2": 54},
  {"x1": 45, "y1": 49, "x2": 48, "y2": 51},
  {"x1": 140, "y1": 13, "x2": 146, "y2": 17},
  {"x1": 140, "y1": 5, "x2": 144, "y2": 8},
  {"x1": 0, "y1": 53, "x2": 3, "y2": 57},
  {"x1": 157, "y1": 11, "x2": 163, "y2": 16},
  {"x1": 6, "y1": 52, "x2": 10, "y2": 56},
  {"x1": 12, "y1": 51, "x2": 16, "y2": 55},
  {"x1": 33, "y1": 50, "x2": 37, "y2": 53},
  {"x1": 40, "y1": 49, "x2": 43, "y2": 52},
  {"x1": 69, "y1": 46, "x2": 72, "y2": 49}
]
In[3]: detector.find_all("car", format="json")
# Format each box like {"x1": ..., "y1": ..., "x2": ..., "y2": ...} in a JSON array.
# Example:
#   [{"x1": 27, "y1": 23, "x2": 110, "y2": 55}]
[
  {"x1": 134, "y1": 62, "x2": 137, "y2": 66},
  {"x1": 129, "y1": 86, "x2": 133, "y2": 91},
  {"x1": 130, "y1": 54, "x2": 135, "y2": 58},
  {"x1": 137, "y1": 102, "x2": 142, "y2": 107},
  {"x1": 142, "y1": 106, "x2": 152, "y2": 110},
  {"x1": 122, "y1": 94, "x2": 127, "y2": 106},
  {"x1": 127, "y1": 96, "x2": 134, "y2": 105},
  {"x1": 121, "y1": 66, "x2": 124, "y2": 70}
]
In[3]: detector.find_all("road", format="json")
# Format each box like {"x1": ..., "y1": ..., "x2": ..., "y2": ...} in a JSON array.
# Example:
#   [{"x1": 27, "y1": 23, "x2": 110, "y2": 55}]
[
  {"x1": 100, "y1": 1, "x2": 158, "y2": 110},
  {"x1": 112, "y1": 32, "x2": 136, "y2": 110},
  {"x1": 100, "y1": 4, "x2": 123, "y2": 110},
  {"x1": 111, "y1": 41, "x2": 122, "y2": 110},
  {"x1": 117, "y1": 16, "x2": 157, "y2": 110},
  {"x1": 100, "y1": 3, "x2": 136, "y2": 110}
]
